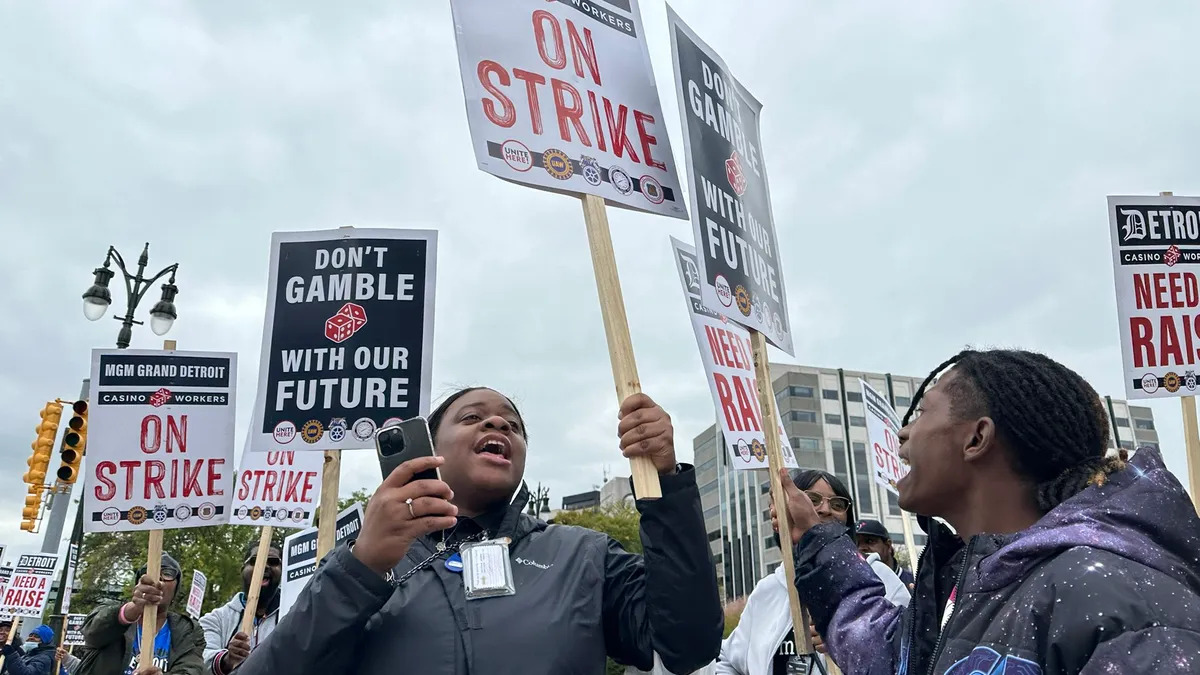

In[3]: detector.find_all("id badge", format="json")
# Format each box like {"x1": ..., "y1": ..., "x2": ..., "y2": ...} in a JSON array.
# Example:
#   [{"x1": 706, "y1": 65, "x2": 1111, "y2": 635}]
[{"x1": 461, "y1": 537, "x2": 516, "y2": 600}]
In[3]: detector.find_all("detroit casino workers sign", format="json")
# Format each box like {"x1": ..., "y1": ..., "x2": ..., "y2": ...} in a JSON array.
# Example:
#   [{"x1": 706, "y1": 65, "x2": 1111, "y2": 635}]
[
  {"x1": 249, "y1": 228, "x2": 437, "y2": 453},
  {"x1": 1108, "y1": 195, "x2": 1200, "y2": 399}
]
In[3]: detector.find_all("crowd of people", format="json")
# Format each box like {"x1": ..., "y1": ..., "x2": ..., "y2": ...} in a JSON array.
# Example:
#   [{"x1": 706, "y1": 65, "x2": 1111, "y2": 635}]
[{"x1": 5, "y1": 349, "x2": 1199, "y2": 674}]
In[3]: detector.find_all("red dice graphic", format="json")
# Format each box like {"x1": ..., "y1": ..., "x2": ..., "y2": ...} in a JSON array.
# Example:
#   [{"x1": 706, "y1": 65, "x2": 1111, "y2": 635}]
[
  {"x1": 1165, "y1": 245, "x2": 1182, "y2": 267},
  {"x1": 726, "y1": 151, "x2": 747, "y2": 196},
  {"x1": 149, "y1": 388, "x2": 172, "y2": 408},
  {"x1": 337, "y1": 303, "x2": 367, "y2": 331},
  {"x1": 325, "y1": 313, "x2": 355, "y2": 343}
]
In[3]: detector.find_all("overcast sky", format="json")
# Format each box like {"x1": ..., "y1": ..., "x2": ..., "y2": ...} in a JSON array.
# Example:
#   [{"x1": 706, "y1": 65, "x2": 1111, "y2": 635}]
[{"x1": 2, "y1": 0, "x2": 1198, "y2": 566}]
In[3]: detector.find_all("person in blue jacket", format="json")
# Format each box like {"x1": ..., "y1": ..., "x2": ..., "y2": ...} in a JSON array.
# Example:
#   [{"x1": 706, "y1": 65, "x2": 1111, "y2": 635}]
[
  {"x1": 239, "y1": 387, "x2": 723, "y2": 675},
  {"x1": 2, "y1": 625, "x2": 57, "y2": 675},
  {"x1": 779, "y1": 348, "x2": 1200, "y2": 675}
]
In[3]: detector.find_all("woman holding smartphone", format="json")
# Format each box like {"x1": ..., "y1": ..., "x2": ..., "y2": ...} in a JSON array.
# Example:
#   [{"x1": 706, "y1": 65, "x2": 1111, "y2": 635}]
[{"x1": 239, "y1": 387, "x2": 723, "y2": 675}]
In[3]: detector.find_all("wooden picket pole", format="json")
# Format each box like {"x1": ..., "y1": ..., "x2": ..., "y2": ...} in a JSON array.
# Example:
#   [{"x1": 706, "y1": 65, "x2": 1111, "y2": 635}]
[
  {"x1": 900, "y1": 510, "x2": 919, "y2": 579},
  {"x1": 748, "y1": 332, "x2": 814, "y2": 655},
  {"x1": 239, "y1": 527, "x2": 275, "y2": 635},
  {"x1": 0, "y1": 617, "x2": 22, "y2": 672},
  {"x1": 580, "y1": 194, "x2": 661, "y2": 499},
  {"x1": 139, "y1": 338, "x2": 175, "y2": 669},
  {"x1": 315, "y1": 452, "x2": 342, "y2": 560},
  {"x1": 1159, "y1": 191, "x2": 1200, "y2": 514}
]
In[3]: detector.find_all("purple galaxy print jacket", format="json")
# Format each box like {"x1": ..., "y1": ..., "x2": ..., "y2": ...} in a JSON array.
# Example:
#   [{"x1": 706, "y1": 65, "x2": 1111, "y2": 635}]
[{"x1": 792, "y1": 447, "x2": 1200, "y2": 675}]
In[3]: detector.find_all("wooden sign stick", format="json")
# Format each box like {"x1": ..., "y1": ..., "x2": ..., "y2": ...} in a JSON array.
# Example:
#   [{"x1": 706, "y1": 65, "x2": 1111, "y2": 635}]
[
  {"x1": 900, "y1": 510, "x2": 919, "y2": 577},
  {"x1": 315, "y1": 452, "x2": 342, "y2": 560},
  {"x1": 580, "y1": 194, "x2": 661, "y2": 499},
  {"x1": 748, "y1": 331, "x2": 827, "y2": 668},
  {"x1": 0, "y1": 617, "x2": 22, "y2": 672},
  {"x1": 239, "y1": 527, "x2": 275, "y2": 636},
  {"x1": 140, "y1": 338, "x2": 176, "y2": 669}
]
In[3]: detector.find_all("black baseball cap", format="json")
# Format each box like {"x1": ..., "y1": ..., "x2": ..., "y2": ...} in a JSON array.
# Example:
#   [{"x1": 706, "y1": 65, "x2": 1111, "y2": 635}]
[{"x1": 855, "y1": 519, "x2": 891, "y2": 539}]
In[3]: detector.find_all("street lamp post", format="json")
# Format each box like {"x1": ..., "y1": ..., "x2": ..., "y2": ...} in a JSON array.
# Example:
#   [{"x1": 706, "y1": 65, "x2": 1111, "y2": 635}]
[
  {"x1": 49, "y1": 243, "x2": 181, "y2": 627},
  {"x1": 527, "y1": 483, "x2": 551, "y2": 520}
]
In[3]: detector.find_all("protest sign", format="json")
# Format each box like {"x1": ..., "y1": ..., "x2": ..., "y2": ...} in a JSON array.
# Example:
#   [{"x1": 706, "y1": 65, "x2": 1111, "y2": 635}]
[
  {"x1": 1108, "y1": 194, "x2": 1200, "y2": 399},
  {"x1": 449, "y1": 0, "x2": 686, "y2": 220},
  {"x1": 667, "y1": 7, "x2": 792, "y2": 354},
  {"x1": 1, "y1": 554, "x2": 58, "y2": 618},
  {"x1": 281, "y1": 503, "x2": 363, "y2": 617},
  {"x1": 860, "y1": 380, "x2": 908, "y2": 494},
  {"x1": 231, "y1": 450, "x2": 324, "y2": 528},
  {"x1": 84, "y1": 349, "x2": 237, "y2": 533},
  {"x1": 63, "y1": 615, "x2": 86, "y2": 647},
  {"x1": 0, "y1": 566, "x2": 11, "y2": 622},
  {"x1": 186, "y1": 569, "x2": 207, "y2": 620},
  {"x1": 672, "y1": 237, "x2": 795, "y2": 470},
  {"x1": 249, "y1": 229, "x2": 437, "y2": 454},
  {"x1": 59, "y1": 543, "x2": 78, "y2": 614}
]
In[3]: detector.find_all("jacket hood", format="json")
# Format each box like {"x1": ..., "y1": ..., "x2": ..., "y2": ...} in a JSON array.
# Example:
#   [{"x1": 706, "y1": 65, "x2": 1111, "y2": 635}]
[{"x1": 973, "y1": 446, "x2": 1200, "y2": 594}]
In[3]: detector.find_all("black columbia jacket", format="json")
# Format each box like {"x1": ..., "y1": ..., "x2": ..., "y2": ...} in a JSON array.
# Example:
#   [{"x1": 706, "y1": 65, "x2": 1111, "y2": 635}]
[
  {"x1": 240, "y1": 467, "x2": 723, "y2": 675},
  {"x1": 794, "y1": 447, "x2": 1200, "y2": 675}
]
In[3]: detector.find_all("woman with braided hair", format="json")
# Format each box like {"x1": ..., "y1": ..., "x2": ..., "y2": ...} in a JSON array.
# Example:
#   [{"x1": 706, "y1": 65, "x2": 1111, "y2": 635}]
[{"x1": 775, "y1": 348, "x2": 1200, "y2": 674}]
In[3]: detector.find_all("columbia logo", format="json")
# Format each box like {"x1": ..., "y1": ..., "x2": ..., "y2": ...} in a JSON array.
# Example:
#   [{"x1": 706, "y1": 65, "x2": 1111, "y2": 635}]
[{"x1": 514, "y1": 557, "x2": 552, "y2": 570}]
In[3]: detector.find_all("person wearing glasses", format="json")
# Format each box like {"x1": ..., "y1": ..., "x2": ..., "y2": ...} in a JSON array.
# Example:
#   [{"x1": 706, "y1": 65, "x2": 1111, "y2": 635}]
[
  {"x1": 200, "y1": 543, "x2": 284, "y2": 674},
  {"x1": 716, "y1": 470, "x2": 909, "y2": 675},
  {"x1": 77, "y1": 552, "x2": 206, "y2": 675}
]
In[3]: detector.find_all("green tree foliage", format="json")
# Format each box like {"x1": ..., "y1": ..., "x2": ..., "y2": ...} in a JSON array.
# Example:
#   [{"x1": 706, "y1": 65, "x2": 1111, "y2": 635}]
[{"x1": 551, "y1": 503, "x2": 641, "y2": 554}]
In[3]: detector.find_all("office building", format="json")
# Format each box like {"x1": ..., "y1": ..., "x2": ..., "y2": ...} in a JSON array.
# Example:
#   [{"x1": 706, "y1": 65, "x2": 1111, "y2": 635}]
[{"x1": 695, "y1": 363, "x2": 1160, "y2": 602}]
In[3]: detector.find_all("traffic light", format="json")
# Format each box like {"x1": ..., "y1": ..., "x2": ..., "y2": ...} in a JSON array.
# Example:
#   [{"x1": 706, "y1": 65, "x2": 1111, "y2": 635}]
[
  {"x1": 25, "y1": 402, "x2": 62, "y2": 485},
  {"x1": 57, "y1": 400, "x2": 88, "y2": 484},
  {"x1": 20, "y1": 489, "x2": 42, "y2": 532}
]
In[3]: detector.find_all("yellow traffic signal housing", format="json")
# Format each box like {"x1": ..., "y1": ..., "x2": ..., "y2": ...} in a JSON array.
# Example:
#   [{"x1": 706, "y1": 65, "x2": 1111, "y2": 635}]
[
  {"x1": 27, "y1": 401, "x2": 62, "y2": 488},
  {"x1": 58, "y1": 400, "x2": 88, "y2": 483},
  {"x1": 20, "y1": 487, "x2": 42, "y2": 532}
]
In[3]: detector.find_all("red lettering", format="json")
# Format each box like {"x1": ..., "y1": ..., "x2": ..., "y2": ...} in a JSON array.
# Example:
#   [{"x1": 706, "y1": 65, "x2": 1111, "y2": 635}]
[
  {"x1": 183, "y1": 460, "x2": 204, "y2": 497},
  {"x1": 283, "y1": 472, "x2": 302, "y2": 502},
  {"x1": 512, "y1": 69, "x2": 546, "y2": 134},
  {"x1": 713, "y1": 373, "x2": 741, "y2": 431},
  {"x1": 731, "y1": 375, "x2": 761, "y2": 432},
  {"x1": 1188, "y1": 312, "x2": 1196, "y2": 366},
  {"x1": 874, "y1": 443, "x2": 886, "y2": 470},
  {"x1": 704, "y1": 326, "x2": 726, "y2": 367},
  {"x1": 1134, "y1": 274, "x2": 1152, "y2": 309},
  {"x1": 263, "y1": 471, "x2": 279, "y2": 501},
  {"x1": 94, "y1": 461, "x2": 117, "y2": 500},
  {"x1": 717, "y1": 329, "x2": 738, "y2": 369},
  {"x1": 604, "y1": 100, "x2": 639, "y2": 162},
  {"x1": 119, "y1": 461, "x2": 139, "y2": 500},
  {"x1": 634, "y1": 111, "x2": 665, "y2": 171},
  {"x1": 141, "y1": 416, "x2": 161, "y2": 454},
  {"x1": 533, "y1": 10, "x2": 566, "y2": 70},
  {"x1": 252, "y1": 470, "x2": 266, "y2": 499},
  {"x1": 1131, "y1": 317, "x2": 1155, "y2": 368},
  {"x1": 1155, "y1": 273, "x2": 1169, "y2": 308},
  {"x1": 1171, "y1": 273, "x2": 1185, "y2": 307},
  {"x1": 565, "y1": 20, "x2": 600, "y2": 85},
  {"x1": 588, "y1": 91, "x2": 606, "y2": 152},
  {"x1": 478, "y1": 60, "x2": 515, "y2": 128},
  {"x1": 1161, "y1": 315, "x2": 1184, "y2": 366},
  {"x1": 208, "y1": 458, "x2": 225, "y2": 496},
  {"x1": 238, "y1": 471, "x2": 252, "y2": 500},
  {"x1": 551, "y1": 80, "x2": 590, "y2": 145},
  {"x1": 301, "y1": 471, "x2": 316, "y2": 503},
  {"x1": 145, "y1": 460, "x2": 166, "y2": 499},
  {"x1": 167, "y1": 415, "x2": 187, "y2": 453}
]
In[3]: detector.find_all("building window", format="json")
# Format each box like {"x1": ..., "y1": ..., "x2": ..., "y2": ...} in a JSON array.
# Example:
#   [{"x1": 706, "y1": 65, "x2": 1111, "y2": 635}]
[
  {"x1": 1134, "y1": 418, "x2": 1155, "y2": 431},
  {"x1": 894, "y1": 395, "x2": 911, "y2": 408},
  {"x1": 704, "y1": 504, "x2": 720, "y2": 520},
  {"x1": 887, "y1": 492, "x2": 900, "y2": 515},
  {"x1": 1141, "y1": 442, "x2": 1159, "y2": 451},
  {"x1": 700, "y1": 481, "x2": 718, "y2": 496},
  {"x1": 824, "y1": 413, "x2": 842, "y2": 425},
  {"x1": 788, "y1": 410, "x2": 818, "y2": 423},
  {"x1": 793, "y1": 437, "x2": 821, "y2": 452},
  {"x1": 790, "y1": 385, "x2": 814, "y2": 398},
  {"x1": 852, "y1": 442, "x2": 874, "y2": 514},
  {"x1": 761, "y1": 481, "x2": 771, "y2": 495},
  {"x1": 764, "y1": 536, "x2": 777, "y2": 551},
  {"x1": 1119, "y1": 440, "x2": 1135, "y2": 451},
  {"x1": 767, "y1": 562, "x2": 780, "y2": 574},
  {"x1": 846, "y1": 391, "x2": 863, "y2": 402},
  {"x1": 1115, "y1": 417, "x2": 1130, "y2": 428},
  {"x1": 831, "y1": 439, "x2": 845, "y2": 453},
  {"x1": 849, "y1": 416, "x2": 866, "y2": 427},
  {"x1": 708, "y1": 530, "x2": 722, "y2": 542},
  {"x1": 822, "y1": 389, "x2": 839, "y2": 400},
  {"x1": 698, "y1": 454, "x2": 718, "y2": 472},
  {"x1": 852, "y1": 441, "x2": 866, "y2": 452}
]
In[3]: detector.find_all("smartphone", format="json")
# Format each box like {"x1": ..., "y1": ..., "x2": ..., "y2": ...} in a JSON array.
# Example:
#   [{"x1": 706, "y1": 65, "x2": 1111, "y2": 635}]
[{"x1": 376, "y1": 417, "x2": 441, "y2": 482}]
